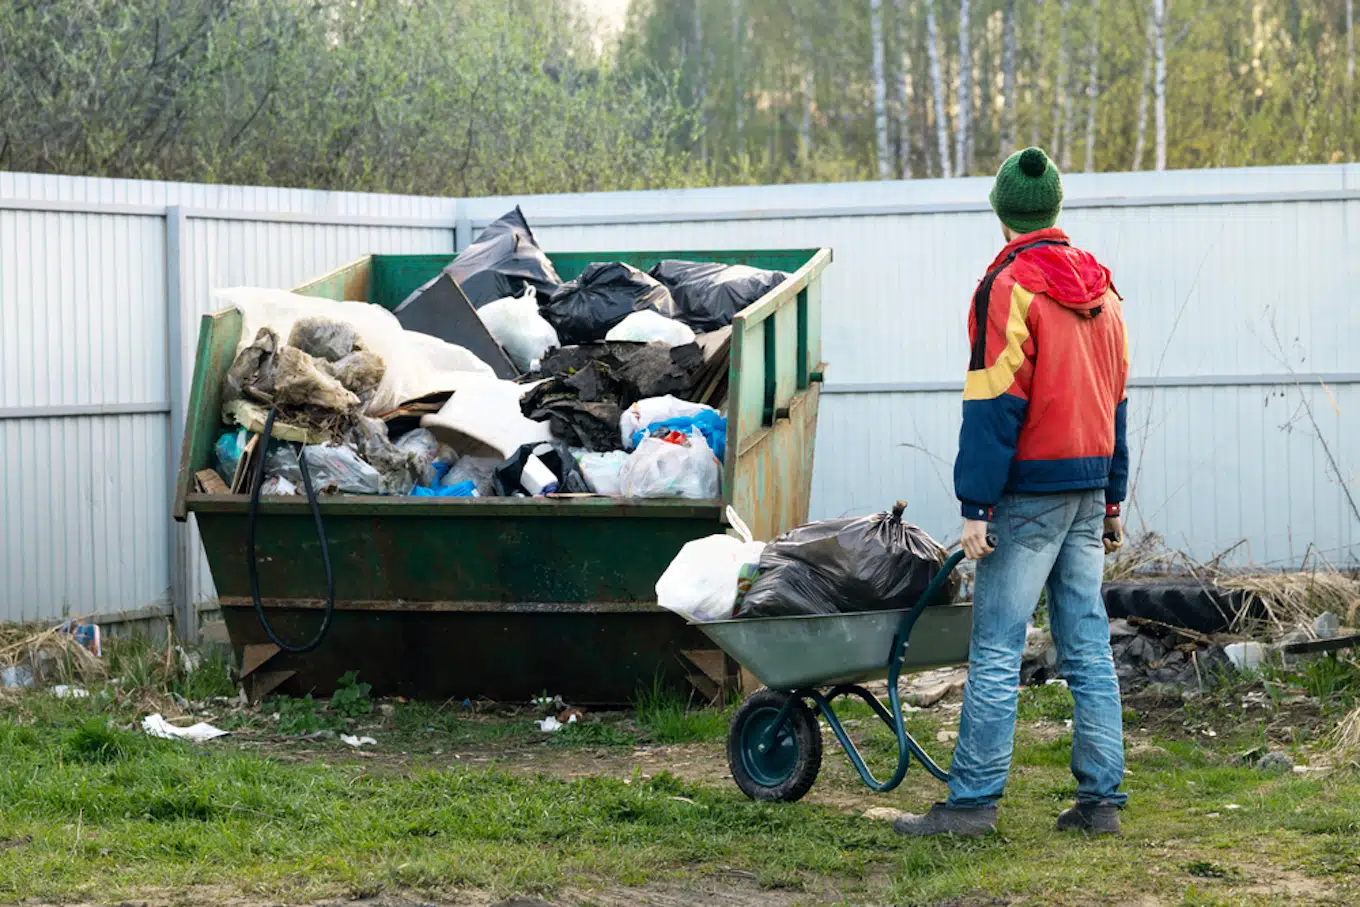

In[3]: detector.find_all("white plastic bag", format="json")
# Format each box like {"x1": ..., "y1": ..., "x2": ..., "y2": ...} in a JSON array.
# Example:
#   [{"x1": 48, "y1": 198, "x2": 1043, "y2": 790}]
[
  {"x1": 620, "y1": 396, "x2": 717, "y2": 449},
  {"x1": 618, "y1": 432, "x2": 720, "y2": 500},
  {"x1": 577, "y1": 450, "x2": 631, "y2": 496},
  {"x1": 476, "y1": 287, "x2": 561, "y2": 372},
  {"x1": 656, "y1": 507, "x2": 765, "y2": 622},
  {"x1": 300, "y1": 443, "x2": 382, "y2": 495},
  {"x1": 605, "y1": 310, "x2": 697, "y2": 347}
]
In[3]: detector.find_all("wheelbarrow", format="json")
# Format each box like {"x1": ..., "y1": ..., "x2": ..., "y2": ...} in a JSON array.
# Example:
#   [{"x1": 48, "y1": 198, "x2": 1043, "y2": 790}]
[{"x1": 697, "y1": 543, "x2": 983, "y2": 802}]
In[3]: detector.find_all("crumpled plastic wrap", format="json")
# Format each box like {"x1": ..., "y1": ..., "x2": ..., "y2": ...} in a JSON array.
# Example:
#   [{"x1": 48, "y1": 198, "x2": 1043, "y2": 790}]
[{"x1": 288, "y1": 316, "x2": 361, "y2": 362}]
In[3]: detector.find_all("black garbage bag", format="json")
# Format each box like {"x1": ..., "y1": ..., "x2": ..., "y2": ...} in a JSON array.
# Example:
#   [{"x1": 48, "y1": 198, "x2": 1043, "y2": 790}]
[
  {"x1": 540, "y1": 262, "x2": 677, "y2": 345},
  {"x1": 735, "y1": 503, "x2": 955, "y2": 619},
  {"x1": 492, "y1": 440, "x2": 590, "y2": 496},
  {"x1": 648, "y1": 260, "x2": 789, "y2": 333},
  {"x1": 443, "y1": 206, "x2": 563, "y2": 310},
  {"x1": 533, "y1": 341, "x2": 706, "y2": 407}
]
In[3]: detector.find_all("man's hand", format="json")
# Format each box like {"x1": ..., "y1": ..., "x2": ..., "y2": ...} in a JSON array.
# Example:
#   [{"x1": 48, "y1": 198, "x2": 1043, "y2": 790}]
[
  {"x1": 961, "y1": 519, "x2": 995, "y2": 560},
  {"x1": 1103, "y1": 517, "x2": 1124, "y2": 554}
]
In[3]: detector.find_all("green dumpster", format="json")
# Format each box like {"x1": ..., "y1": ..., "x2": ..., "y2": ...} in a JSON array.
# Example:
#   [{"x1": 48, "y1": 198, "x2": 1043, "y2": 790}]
[{"x1": 174, "y1": 248, "x2": 831, "y2": 705}]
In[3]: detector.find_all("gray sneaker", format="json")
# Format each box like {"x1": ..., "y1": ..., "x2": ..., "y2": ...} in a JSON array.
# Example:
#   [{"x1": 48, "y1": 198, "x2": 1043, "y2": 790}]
[
  {"x1": 892, "y1": 803, "x2": 998, "y2": 838},
  {"x1": 1056, "y1": 803, "x2": 1121, "y2": 835}
]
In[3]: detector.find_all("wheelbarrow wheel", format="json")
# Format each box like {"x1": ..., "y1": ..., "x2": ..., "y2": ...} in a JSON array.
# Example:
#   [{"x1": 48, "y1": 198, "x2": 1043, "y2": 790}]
[{"x1": 727, "y1": 689, "x2": 821, "y2": 803}]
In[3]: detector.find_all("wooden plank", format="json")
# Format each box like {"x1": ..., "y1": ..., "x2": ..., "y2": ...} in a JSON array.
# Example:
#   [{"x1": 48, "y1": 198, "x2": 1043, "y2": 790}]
[{"x1": 195, "y1": 469, "x2": 230, "y2": 495}]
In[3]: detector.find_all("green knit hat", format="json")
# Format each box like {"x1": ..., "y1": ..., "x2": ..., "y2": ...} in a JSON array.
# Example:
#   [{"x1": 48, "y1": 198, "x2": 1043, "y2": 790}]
[{"x1": 989, "y1": 147, "x2": 1064, "y2": 234}]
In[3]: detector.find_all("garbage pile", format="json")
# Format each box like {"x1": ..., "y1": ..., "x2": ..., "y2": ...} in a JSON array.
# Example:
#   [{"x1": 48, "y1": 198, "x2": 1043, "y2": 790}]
[
  {"x1": 205, "y1": 206, "x2": 789, "y2": 501},
  {"x1": 657, "y1": 503, "x2": 958, "y2": 623}
]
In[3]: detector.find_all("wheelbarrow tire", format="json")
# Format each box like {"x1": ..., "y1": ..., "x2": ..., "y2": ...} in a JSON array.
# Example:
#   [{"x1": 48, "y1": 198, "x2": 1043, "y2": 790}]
[{"x1": 728, "y1": 689, "x2": 821, "y2": 803}]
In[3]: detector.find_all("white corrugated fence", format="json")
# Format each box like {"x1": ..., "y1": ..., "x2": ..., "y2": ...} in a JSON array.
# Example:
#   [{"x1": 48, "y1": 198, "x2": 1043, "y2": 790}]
[{"x1": 2, "y1": 164, "x2": 1356, "y2": 635}]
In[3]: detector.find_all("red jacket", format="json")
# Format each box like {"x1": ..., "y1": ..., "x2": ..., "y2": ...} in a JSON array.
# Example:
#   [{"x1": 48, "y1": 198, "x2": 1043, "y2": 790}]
[{"x1": 954, "y1": 228, "x2": 1129, "y2": 520}]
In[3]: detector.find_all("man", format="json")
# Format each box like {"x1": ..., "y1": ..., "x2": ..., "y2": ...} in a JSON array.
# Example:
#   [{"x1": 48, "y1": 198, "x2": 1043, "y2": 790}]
[{"x1": 896, "y1": 147, "x2": 1130, "y2": 838}]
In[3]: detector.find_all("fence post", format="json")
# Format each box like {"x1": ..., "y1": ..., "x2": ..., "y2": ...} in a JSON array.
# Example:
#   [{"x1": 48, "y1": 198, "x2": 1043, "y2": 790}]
[{"x1": 164, "y1": 206, "x2": 193, "y2": 642}]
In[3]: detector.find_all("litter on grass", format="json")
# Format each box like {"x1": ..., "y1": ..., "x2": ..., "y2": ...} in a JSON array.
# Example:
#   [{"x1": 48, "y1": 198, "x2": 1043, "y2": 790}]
[
  {"x1": 341, "y1": 734, "x2": 378, "y2": 748},
  {"x1": 142, "y1": 713, "x2": 230, "y2": 742}
]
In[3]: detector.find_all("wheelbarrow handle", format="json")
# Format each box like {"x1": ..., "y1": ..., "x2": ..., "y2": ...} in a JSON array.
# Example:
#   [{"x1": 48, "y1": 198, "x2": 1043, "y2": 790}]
[{"x1": 891, "y1": 535, "x2": 992, "y2": 653}]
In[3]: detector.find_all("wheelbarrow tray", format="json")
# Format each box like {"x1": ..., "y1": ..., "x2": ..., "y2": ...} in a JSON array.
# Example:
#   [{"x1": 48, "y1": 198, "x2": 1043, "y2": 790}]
[{"x1": 697, "y1": 603, "x2": 972, "y2": 691}]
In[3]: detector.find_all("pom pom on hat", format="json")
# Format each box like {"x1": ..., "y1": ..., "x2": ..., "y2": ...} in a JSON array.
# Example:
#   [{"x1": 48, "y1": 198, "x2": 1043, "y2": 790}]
[{"x1": 990, "y1": 147, "x2": 1064, "y2": 234}]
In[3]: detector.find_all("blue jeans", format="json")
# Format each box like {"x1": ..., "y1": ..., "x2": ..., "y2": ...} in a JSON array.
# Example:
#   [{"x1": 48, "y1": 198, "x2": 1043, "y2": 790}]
[{"x1": 946, "y1": 490, "x2": 1128, "y2": 809}]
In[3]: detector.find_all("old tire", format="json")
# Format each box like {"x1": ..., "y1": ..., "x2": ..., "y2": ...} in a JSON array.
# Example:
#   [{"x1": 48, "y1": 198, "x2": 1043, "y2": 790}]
[{"x1": 727, "y1": 689, "x2": 822, "y2": 803}]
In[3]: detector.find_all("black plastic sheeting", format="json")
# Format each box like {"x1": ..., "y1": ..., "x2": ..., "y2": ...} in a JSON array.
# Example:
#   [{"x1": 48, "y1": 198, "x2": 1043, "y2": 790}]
[
  {"x1": 649, "y1": 260, "x2": 789, "y2": 334},
  {"x1": 1101, "y1": 581, "x2": 1252, "y2": 635},
  {"x1": 439, "y1": 206, "x2": 563, "y2": 310},
  {"x1": 521, "y1": 341, "x2": 707, "y2": 451},
  {"x1": 736, "y1": 505, "x2": 956, "y2": 618},
  {"x1": 389, "y1": 272, "x2": 518, "y2": 379},
  {"x1": 540, "y1": 262, "x2": 677, "y2": 345}
]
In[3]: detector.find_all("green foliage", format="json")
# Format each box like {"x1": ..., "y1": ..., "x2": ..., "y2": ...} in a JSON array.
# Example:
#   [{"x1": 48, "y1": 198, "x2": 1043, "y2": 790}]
[
  {"x1": 0, "y1": 0, "x2": 695, "y2": 194},
  {"x1": 329, "y1": 672, "x2": 373, "y2": 720},
  {"x1": 1, "y1": 1, "x2": 1351, "y2": 195},
  {"x1": 1017, "y1": 682, "x2": 1075, "y2": 723},
  {"x1": 271, "y1": 694, "x2": 337, "y2": 736}
]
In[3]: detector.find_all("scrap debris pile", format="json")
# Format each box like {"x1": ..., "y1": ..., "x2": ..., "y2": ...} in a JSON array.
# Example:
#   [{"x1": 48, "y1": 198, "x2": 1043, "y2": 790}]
[{"x1": 203, "y1": 207, "x2": 787, "y2": 501}]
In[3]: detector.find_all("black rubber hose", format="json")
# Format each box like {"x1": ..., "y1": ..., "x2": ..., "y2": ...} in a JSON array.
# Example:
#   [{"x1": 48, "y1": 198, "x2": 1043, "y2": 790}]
[{"x1": 246, "y1": 407, "x2": 335, "y2": 654}]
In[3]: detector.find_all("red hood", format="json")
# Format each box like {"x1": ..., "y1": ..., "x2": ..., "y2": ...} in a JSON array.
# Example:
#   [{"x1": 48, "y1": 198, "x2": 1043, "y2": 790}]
[{"x1": 993, "y1": 229, "x2": 1113, "y2": 313}]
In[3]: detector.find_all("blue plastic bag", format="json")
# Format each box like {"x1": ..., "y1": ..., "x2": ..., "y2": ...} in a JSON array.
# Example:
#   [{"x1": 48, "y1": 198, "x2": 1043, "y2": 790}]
[
  {"x1": 411, "y1": 480, "x2": 478, "y2": 498},
  {"x1": 214, "y1": 429, "x2": 250, "y2": 482},
  {"x1": 630, "y1": 410, "x2": 727, "y2": 462}
]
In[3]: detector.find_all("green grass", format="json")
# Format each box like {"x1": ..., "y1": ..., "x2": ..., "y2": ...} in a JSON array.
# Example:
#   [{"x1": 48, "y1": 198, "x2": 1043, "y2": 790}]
[
  {"x1": 633, "y1": 680, "x2": 731, "y2": 744},
  {"x1": 3, "y1": 663, "x2": 1360, "y2": 905}
]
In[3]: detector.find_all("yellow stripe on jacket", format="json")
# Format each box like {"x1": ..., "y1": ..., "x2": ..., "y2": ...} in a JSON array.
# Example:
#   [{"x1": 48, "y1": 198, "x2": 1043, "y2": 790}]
[{"x1": 963, "y1": 284, "x2": 1035, "y2": 402}]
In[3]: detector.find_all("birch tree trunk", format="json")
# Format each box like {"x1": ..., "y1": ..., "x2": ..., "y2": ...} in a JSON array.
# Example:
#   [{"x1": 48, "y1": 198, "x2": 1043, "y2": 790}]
[
  {"x1": 1051, "y1": 0, "x2": 1070, "y2": 161},
  {"x1": 871, "y1": 0, "x2": 892, "y2": 179},
  {"x1": 955, "y1": 0, "x2": 971, "y2": 176},
  {"x1": 926, "y1": 0, "x2": 952, "y2": 178},
  {"x1": 1083, "y1": 0, "x2": 1100, "y2": 172},
  {"x1": 1153, "y1": 0, "x2": 1167, "y2": 170},
  {"x1": 732, "y1": 0, "x2": 743, "y2": 145},
  {"x1": 1001, "y1": 0, "x2": 1018, "y2": 154},
  {"x1": 1132, "y1": 13, "x2": 1151, "y2": 170},
  {"x1": 892, "y1": 0, "x2": 912, "y2": 177}
]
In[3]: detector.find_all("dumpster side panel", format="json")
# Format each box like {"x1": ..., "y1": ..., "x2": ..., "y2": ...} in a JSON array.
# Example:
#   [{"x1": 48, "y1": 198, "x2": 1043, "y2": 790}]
[
  {"x1": 194, "y1": 508, "x2": 723, "y2": 604},
  {"x1": 174, "y1": 309, "x2": 243, "y2": 520},
  {"x1": 219, "y1": 605, "x2": 718, "y2": 705},
  {"x1": 292, "y1": 255, "x2": 371, "y2": 302},
  {"x1": 370, "y1": 255, "x2": 458, "y2": 309},
  {"x1": 725, "y1": 250, "x2": 831, "y2": 539}
]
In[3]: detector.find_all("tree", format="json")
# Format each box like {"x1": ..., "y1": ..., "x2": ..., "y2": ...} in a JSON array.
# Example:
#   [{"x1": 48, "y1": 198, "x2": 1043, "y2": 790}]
[
  {"x1": 1152, "y1": 0, "x2": 1167, "y2": 170},
  {"x1": 892, "y1": 0, "x2": 914, "y2": 177},
  {"x1": 956, "y1": 0, "x2": 972, "y2": 175},
  {"x1": 1349, "y1": 0, "x2": 1355, "y2": 85},
  {"x1": 1084, "y1": 0, "x2": 1101, "y2": 172},
  {"x1": 1132, "y1": 12, "x2": 1153, "y2": 170},
  {"x1": 1002, "y1": 0, "x2": 1019, "y2": 154},
  {"x1": 925, "y1": 0, "x2": 953, "y2": 177},
  {"x1": 871, "y1": 0, "x2": 892, "y2": 178},
  {"x1": 1051, "y1": 0, "x2": 1071, "y2": 163}
]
